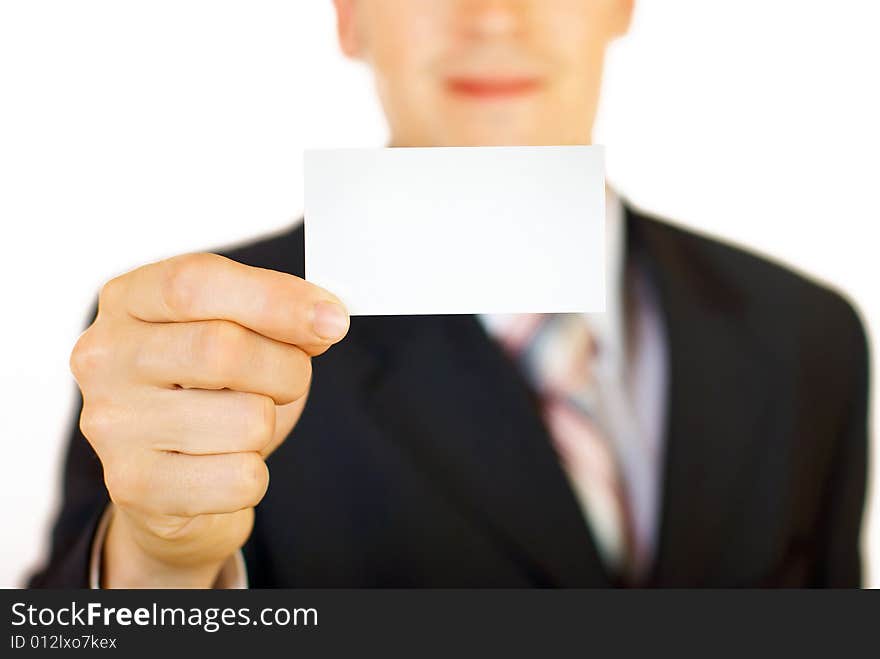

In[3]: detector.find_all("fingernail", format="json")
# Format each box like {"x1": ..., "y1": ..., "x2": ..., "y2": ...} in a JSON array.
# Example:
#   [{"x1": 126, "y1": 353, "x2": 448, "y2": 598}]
[{"x1": 312, "y1": 301, "x2": 350, "y2": 340}]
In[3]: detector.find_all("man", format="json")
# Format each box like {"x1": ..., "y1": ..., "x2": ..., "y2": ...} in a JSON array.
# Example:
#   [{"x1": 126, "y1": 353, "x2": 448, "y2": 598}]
[{"x1": 32, "y1": 0, "x2": 869, "y2": 588}]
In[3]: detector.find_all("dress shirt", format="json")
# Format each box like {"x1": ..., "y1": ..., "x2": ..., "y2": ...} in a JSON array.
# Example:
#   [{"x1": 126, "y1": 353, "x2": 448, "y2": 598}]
[{"x1": 479, "y1": 189, "x2": 668, "y2": 576}]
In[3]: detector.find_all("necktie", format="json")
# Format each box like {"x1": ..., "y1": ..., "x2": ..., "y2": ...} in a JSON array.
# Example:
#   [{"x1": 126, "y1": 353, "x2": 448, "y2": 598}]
[{"x1": 497, "y1": 313, "x2": 637, "y2": 576}]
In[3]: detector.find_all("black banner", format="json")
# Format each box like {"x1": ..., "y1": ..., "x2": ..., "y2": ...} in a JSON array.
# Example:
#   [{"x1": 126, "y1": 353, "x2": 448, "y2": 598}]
[{"x1": 2, "y1": 589, "x2": 873, "y2": 656}]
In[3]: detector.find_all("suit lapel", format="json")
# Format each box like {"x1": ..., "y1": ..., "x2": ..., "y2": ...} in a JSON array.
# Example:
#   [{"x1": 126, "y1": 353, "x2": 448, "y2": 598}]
[
  {"x1": 629, "y1": 211, "x2": 780, "y2": 585},
  {"x1": 345, "y1": 207, "x2": 780, "y2": 587},
  {"x1": 353, "y1": 313, "x2": 612, "y2": 586}
]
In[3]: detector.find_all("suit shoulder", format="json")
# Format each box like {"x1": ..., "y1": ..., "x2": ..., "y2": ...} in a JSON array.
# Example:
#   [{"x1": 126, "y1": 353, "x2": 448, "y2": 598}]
[
  {"x1": 631, "y1": 209, "x2": 869, "y2": 383},
  {"x1": 213, "y1": 222, "x2": 305, "y2": 277},
  {"x1": 637, "y1": 212, "x2": 863, "y2": 333}
]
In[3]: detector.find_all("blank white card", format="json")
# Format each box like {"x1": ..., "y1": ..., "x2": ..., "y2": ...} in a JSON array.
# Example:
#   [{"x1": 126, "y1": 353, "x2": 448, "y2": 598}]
[{"x1": 304, "y1": 145, "x2": 605, "y2": 316}]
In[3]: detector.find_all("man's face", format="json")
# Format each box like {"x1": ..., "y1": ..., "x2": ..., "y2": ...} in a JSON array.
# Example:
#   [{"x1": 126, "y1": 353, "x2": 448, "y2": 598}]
[{"x1": 333, "y1": 0, "x2": 633, "y2": 147}]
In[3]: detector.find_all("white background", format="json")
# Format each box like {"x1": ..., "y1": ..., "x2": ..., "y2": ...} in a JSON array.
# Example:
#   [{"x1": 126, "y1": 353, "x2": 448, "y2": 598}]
[{"x1": 1, "y1": 1, "x2": 877, "y2": 587}]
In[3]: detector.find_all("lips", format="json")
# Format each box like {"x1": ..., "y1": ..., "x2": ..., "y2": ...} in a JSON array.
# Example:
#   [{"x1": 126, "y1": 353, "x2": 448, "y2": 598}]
[{"x1": 445, "y1": 76, "x2": 542, "y2": 99}]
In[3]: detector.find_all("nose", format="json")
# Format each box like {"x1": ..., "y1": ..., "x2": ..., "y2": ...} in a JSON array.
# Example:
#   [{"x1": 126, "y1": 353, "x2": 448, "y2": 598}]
[{"x1": 458, "y1": 0, "x2": 525, "y2": 39}]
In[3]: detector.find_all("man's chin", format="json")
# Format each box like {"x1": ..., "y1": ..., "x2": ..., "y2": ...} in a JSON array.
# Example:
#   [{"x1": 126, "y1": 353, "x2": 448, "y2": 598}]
[
  {"x1": 440, "y1": 137, "x2": 589, "y2": 148},
  {"x1": 418, "y1": 128, "x2": 589, "y2": 148}
]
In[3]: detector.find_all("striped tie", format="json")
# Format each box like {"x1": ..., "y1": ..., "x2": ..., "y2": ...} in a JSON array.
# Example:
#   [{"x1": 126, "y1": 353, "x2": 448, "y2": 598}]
[{"x1": 497, "y1": 313, "x2": 637, "y2": 576}]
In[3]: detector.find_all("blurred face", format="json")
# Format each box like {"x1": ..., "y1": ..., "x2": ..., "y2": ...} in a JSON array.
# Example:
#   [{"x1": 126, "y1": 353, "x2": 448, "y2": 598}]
[{"x1": 333, "y1": 0, "x2": 633, "y2": 147}]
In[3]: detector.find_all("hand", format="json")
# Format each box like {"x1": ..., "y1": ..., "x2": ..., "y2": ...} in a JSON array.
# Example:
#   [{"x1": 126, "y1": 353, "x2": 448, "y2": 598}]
[{"x1": 69, "y1": 253, "x2": 349, "y2": 587}]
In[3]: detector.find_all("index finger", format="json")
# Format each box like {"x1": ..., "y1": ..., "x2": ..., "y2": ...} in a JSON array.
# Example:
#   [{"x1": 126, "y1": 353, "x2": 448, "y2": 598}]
[{"x1": 106, "y1": 253, "x2": 350, "y2": 354}]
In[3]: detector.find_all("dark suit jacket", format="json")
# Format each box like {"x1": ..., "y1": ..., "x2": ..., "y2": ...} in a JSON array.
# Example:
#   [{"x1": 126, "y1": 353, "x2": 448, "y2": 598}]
[{"x1": 30, "y1": 204, "x2": 871, "y2": 587}]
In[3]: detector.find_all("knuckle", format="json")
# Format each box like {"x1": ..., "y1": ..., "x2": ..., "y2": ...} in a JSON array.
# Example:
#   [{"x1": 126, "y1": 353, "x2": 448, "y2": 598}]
[
  {"x1": 284, "y1": 351, "x2": 312, "y2": 404},
  {"x1": 97, "y1": 276, "x2": 124, "y2": 311},
  {"x1": 233, "y1": 453, "x2": 269, "y2": 508},
  {"x1": 161, "y1": 253, "x2": 215, "y2": 316},
  {"x1": 103, "y1": 458, "x2": 143, "y2": 511},
  {"x1": 243, "y1": 395, "x2": 275, "y2": 452},
  {"x1": 79, "y1": 403, "x2": 120, "y2": 446},
  {"x1": 69, "y1": 327, "x2": 109, "y2": 382}
]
